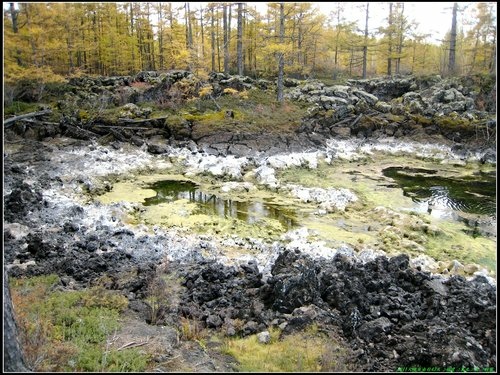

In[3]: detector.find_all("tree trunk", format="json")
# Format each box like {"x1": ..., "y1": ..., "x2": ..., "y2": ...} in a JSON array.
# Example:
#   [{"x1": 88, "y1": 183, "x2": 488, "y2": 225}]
[
  {"x1": 187, "y1": 3, "x2": 193, "y2": 50},
  {"x1": 448, "y1": 2, "x2": 457, "y2": 76},
  {"x1": 130, "y1": 3, "x2": 135, "y2": 71},
  {"x1": 387, "y1": 2, "x2": 393, "y2": 76},
  {"x1": 362, "y1": 3, "x2": 369, "y2": 79},
  {"x1": 277, "y1": 2, "x2": 285, "y2": 103},
  {"x1": 200, "y1": 5, "x2": 205, "y2": 60},
  {"x1": 237, "y1": 3, "x2": 244, "y2": 76},
  {"x1": 10, "y1": 2, "x2": 23, "y2": 66},
  {"x1": 396, "y1": 3, "x2": 405, "y2": 74},
  {"x1": 9, "y1": 2, "x2": 18, "y2": 33},
  {"x1": 158, "y1": 3, "x2": 164, "y2": 70},
  {"x1": 4, "y1": 109, "x2": 53, "y2": 127},
  {"x1": 216, "y1": 13, "x2": 221, "y2": 72},
  {"x1": 211, "y1": 6, "x2": 215, "y2": 72},
  {"x1": 4, "y1": 272, "x2": 31, "y2": 372},
  {"x1": 223, "y1": 4, "x2": 229, "y2": 74}
]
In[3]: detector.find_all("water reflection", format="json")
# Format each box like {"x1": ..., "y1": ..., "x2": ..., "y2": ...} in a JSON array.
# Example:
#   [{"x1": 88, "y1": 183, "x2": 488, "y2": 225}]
[
  {"x1": 143, "y1": 180, "x2": 298, "y2": 229},
  {"x1": 382, "y1": 167, "x2": 496, "y2": 218}
]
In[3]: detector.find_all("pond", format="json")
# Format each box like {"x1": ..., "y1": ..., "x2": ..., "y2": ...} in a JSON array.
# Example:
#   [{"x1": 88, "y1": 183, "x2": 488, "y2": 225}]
[
  {"x1": 95, "y1": 153, "x2": 496, "y2": 273},
  {"x1": 143, "y1": 180, "x2": 299, "y2": 230},
  {"x1": 382, "y1": 167, "x2": 496, "y2": 218}
]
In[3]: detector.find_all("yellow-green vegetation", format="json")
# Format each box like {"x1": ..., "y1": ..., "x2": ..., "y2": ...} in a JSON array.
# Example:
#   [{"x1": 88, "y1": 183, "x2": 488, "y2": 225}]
[
  {"x1": 96, "y1": 181, "x2": 157, "y2": 204},
  {"x1": 9, "y1": 274, "x2": 149, "y2": 372},
  {"x1": 222, "y1": 326, "x2": 352, "y2": 372},
  {"x1": 189, "y1": 88, "x2": 310, "y2": 137},
  {"x1": 4, "y1": 101, "x2": 40, "y2": 116},
  {"x1": 425, "y1": 219, "x2": 496, "y2": 273},
  {"x1": 92, "y1": 153, "x2": 495, "y2": 276},
  {"x1": 140, "y1": 199, "x2": 287, "y2": 240},
  {"x1": 277, "y1": 156, "x2": 496, "y2": 275},
  {"x1": 179, "y1": 317, "x2": 207, "y2": 342},
  {"x1": 95, "y1": 173, "x2": 295, "y2": 240}
]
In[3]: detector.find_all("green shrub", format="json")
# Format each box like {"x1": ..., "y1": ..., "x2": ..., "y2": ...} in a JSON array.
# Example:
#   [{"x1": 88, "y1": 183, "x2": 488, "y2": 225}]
[{"x1": 9, "y1": 275, "x2": 149, "y2": 372}]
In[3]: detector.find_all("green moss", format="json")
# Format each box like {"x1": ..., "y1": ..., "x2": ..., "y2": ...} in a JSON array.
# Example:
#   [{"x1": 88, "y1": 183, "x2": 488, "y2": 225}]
[
  {"x1": 93, "y1": 154, "x2": 496, "y2": 275},
  {"x1": 425, "y1": 220, "x2": 496, "y2": 274},
  {"x1": 435, "y1": 115, "x2": 471, "y2": 129},
  {"x1": 277, "y1": 156, "x2": 496, "y2": 274},
  {"x1": 411, "y1": 114, "x2": 433, "y2": 126},
  {"x1": 96, "y1": 181, "x2": 157, "y2": 204},
  {"x1": 184, "y1": 110, "x2": 226, "y2": 122}
]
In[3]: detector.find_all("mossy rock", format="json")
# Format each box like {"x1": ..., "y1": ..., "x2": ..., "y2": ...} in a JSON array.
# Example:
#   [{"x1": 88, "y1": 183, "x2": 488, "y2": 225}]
[{"x1": 411, "y1": 114, "x2": 433, "y2": 126}]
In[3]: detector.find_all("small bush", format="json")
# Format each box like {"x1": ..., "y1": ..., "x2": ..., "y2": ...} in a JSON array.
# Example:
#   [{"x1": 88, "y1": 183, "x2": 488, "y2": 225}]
[
  {"x1": 4, "y1": 101, "x2": 41, "y2": 116},
  {"x1": 179, "y1": 317, "x2": 206, "y2": 341},
  {"x1": 145, "y1": 276, "x2": 169, "y2": 325},
  {"x1": 9, "y1": 275, "x2": 149, "y2": 372}
]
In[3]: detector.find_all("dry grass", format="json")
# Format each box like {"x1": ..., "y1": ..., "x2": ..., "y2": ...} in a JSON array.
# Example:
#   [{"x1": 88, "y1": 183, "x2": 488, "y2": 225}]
[{"x1": 221, "y1": 325, "x2": 354, "y2": 372}]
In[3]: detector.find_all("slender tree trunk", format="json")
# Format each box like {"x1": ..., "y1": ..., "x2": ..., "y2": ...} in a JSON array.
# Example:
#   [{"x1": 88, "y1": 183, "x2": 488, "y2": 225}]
[
  {"x1": 200, "y1": 5, "x2": 205, "y2": 60},
  {"x1": 277, "y1": 2, "x2": 285, "y2": 103},
  {"x1": 396, "y1": 3, "x2": 405, "y2": 74},
  {"x1": 228, "y1": 4, "x2": 232, "y2": 68},
  {"x1": 9, "y1": 3, "x2": 23, "y2": 67},
  {"x1": 387, "y1": 2, "x2": 393, "y2": 76},
  {"x1": 9, "y1": 3, "x2": 18, "y2": 33},
  {"x1": 211, "y1": 6, "x2": 215, "y2": 72},
  {"x1": 184, "y1": 3, "x2": 189, "y2": 49},
  {"x1": 490, "y1": 36, "x2": 496, "y2": 74},
  {"x1": 216, "y1": 14, "x2": 221, "y2": 72},
  {"x1": 362, "y1": 3, "x2": 369, "y2": 79},
  {"x1": 223, "y1": 4, "x2": 229, "y2": 73},
  {"x1": 187, "y1": 3, "x2": 193, "y2": 50},
  {"x1": 237, "y1": 2, "x2": 244, "y2": 76},
  {"x1": 130, "y1": 3, "x2": 135, "y2": 72},
  {"x1": 448, "y1": 2, "x2": 457, "y2": 76},
  {"x1": 253, "y1": 8, "x2": 257, "y2": 75},
  {"x1": 158, "y1": 3, "x2": 164, "y2": 70},
  {"x1": 168, "y1": 3, "x2": 175, "y2": 69},
  {"x1": 469, "y1": 30, "x2": 480, "y2": 74}
]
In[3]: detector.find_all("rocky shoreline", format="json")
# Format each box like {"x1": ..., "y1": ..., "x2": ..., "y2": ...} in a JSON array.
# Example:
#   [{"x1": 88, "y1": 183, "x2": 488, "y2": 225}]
[{"x1": 4, "y1": 72, "x2": 497, "y2": 372}]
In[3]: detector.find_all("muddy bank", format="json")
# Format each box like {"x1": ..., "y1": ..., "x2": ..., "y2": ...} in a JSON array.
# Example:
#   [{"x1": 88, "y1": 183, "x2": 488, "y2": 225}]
[{"x1": 3, "y1": 133, "x2": 496, "y2": 371}]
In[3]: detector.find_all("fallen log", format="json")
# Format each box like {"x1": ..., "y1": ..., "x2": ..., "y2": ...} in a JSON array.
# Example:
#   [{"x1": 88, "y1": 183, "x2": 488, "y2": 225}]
[
  {"x1": 4, "y1": 109, "x2": 53, "y2": 127},
  {"x1": 15, "y1": 118, "x2": 60, "y2": 126},
  {"x1": 92, "y1": 124, "x2": 153, "y2": 130},
  {"x1": 351, "y1": 113, "x2": 363, "y2": 127}
]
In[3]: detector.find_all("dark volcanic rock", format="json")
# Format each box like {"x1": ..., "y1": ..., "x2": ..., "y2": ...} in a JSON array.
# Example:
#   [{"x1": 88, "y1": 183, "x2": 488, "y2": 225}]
[
  {"x1": 4, "y1": 182, "x2": 44, "y2": 222},
  {"x1": 264, "y1": 249, "x2": 323, "y2": 313},
  {"x1": 175, "y1": 250, "x2": 496, "y2": 371}
]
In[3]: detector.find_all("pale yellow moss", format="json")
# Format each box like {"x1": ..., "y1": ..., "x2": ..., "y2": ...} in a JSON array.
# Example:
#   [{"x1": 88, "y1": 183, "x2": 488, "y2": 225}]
[{"x1": 96, "y1": 182, "x2": 157, "y2": 204}]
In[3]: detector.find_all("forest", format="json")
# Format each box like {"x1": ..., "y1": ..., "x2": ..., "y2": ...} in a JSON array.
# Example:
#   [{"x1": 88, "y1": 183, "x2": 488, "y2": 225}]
[{"x1": 3, "y1": 2, "x2": 497, "y2": 89}]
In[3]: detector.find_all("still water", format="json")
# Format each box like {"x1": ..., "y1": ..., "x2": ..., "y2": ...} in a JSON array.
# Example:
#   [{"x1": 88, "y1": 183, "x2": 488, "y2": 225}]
[
  {"x1": 143, "y1": 180, "x2": 299, "y2": 229},
  {"x1": 382, "y1": 167, "x2": 496, "y2": 217},
  {"x1": 141, "y1": 167, "x2": 496, "y2": 234}
]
